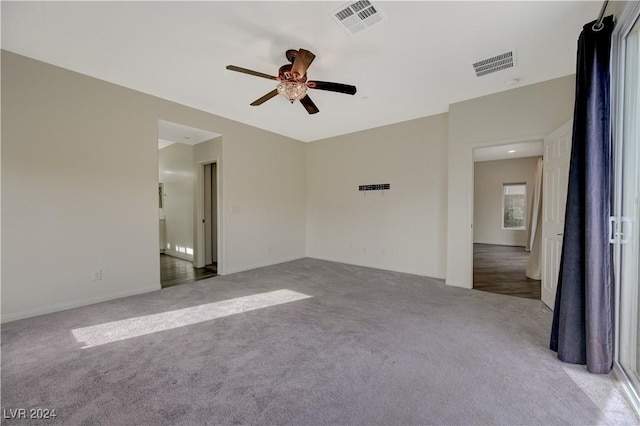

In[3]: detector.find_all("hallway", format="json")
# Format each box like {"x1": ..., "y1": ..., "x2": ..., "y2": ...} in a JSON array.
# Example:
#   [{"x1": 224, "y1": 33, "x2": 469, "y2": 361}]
[{"x1": 160, "y1": 254, "x2": 217, "y2": 288}]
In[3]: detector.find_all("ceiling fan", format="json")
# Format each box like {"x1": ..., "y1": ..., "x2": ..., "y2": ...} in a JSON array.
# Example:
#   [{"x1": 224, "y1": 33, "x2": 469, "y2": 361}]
[{"x1": 226, "y1": 48, "x2": 357, "y2": 114}]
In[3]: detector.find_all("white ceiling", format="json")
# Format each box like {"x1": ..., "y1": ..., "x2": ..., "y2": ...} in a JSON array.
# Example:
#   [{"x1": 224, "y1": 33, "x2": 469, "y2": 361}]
[
  {"x1": 1, "y1": 1, "x2": 601, "y2": 142},
  {"x1": 158, "y1": 120, "x2": 221, "y2": 149},
  {"x1": 473, "y1": 140, "x2": 543, "y2": 162}
]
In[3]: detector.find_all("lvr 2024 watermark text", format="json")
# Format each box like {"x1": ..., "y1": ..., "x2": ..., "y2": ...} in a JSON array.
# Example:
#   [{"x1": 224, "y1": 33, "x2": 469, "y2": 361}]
[{"x1": 3, "y1": 408, "x2": 57, "y2": 420}]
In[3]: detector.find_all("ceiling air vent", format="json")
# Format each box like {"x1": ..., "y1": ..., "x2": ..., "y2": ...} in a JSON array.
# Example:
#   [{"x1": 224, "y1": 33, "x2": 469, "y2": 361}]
[
  {"x1": 332, "y1": 0, "x2": 384, "y2": 35},
  {"x1": 472, "y1": 50, "x2": 517, "y2": 77}
]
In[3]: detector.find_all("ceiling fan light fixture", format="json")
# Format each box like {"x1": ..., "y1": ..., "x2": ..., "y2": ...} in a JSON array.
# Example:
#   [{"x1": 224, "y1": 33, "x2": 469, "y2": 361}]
[
  {"x1": 277, "y1": 81, "x2": 308, "y2": 103},
  {"x1": 226, "y1": 48, "x2": 356, "y2": 114}
]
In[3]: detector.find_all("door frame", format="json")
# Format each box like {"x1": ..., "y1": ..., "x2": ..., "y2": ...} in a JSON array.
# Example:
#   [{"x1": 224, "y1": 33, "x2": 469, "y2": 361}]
[
  {"x1": 194, "y1": 157, "x2": 224, "y2": 274},
  {"x1": 464, "y1": 135, "x2": 545, "y2": 288}
]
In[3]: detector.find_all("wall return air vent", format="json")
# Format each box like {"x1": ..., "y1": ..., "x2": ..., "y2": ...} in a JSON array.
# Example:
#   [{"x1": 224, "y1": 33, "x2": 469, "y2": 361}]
[
  {"x1": 472, "y1": 50, "x2": 517, "y2": 77},
  {"x1": 332, "y1": 0, "x2": 384, "y2": 35},
  {"x1": 359, "y1": 184, "x2": 390, "y2": 191}
]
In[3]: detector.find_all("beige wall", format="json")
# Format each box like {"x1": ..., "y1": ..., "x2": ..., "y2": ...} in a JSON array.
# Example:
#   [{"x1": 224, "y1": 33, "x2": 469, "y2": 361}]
[
  {"x1": 1, "y1": 49, "x2": 578, "y2": 321},
  {"x1": 159, "y1": 143, "x2": 195, "y2": 261},
  {"x1": 473, "y1": 157, "x2": 540, "y2": 247},
  {"x1": 223, "y1": 131, "x2": 306, "y2": 274},
  {"x1": 446, "y1": 75, "x2": 575, "y2": 288},
  {"x1": 609, "y1": 1, "x2": 631, "y2": 19},
  {"x1": 306, "y1": 114, "x2": 448, "y2": 278},
  {"x1": 1, "y1": 51, "x2": 306, "y2": 321}
]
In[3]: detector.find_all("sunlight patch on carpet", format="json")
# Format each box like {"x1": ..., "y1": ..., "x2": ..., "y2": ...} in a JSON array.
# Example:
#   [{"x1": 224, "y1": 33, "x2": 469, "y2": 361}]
[
  {"x1": 72, "y1": 289, "x2": 312, "y2": 348},
  {"x1": 562, "y1": 365, "x2": 640, "y2": 425}
]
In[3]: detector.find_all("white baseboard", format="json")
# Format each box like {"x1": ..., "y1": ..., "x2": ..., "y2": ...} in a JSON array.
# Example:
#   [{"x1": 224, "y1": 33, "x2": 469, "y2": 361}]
[
  {"x1": 163, "y1": 250, "x2": 194, "y2": 262},
  {"x1": 445, "y1": 278, "x2": 473, "y2": 289},
  {"x1": 223, "y1": 255, "x2": 306, "y2": 275},
  {"x1": 306, "y1": 255, "x2": 446, "y2": 281},
  {"x1": 1, "y1": 285, "x2": 161, "y2": 323},
  {"x1": 473, "y1": 240, "x2": 526, "y2": 248}
]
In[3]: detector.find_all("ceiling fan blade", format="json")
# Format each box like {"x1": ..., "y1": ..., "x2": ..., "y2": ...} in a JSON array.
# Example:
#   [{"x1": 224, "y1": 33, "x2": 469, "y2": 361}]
[
  {"x1": 250, "y1": 89, "x2": 279, "y2": 106},
  {"x1": 307, "y1": 80, "x2": 357, "y2": 95},
  {"x1": 291, "y1": 49, "x2": 316, "y2": 79},
  {"x1": 226, "y1": 65, "x2": 279, "y2": 81},
  {"x1": 299, "y1": 95, "x2": 319, "y2": 114}
]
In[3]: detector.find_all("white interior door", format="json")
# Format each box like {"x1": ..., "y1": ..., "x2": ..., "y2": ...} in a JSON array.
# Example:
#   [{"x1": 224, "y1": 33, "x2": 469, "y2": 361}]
[{"x1": 541, "y1": 120, "x2": 573, "y2": 309}]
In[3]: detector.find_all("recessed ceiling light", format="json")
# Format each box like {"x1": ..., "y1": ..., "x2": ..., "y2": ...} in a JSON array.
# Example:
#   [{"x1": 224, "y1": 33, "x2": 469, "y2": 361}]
[
  {"x1": 508, "y1": 150, "x2": 516, "y2": 153},
  {"x1": 361, "y1": 96, "x2": 368, "y2": 101}
]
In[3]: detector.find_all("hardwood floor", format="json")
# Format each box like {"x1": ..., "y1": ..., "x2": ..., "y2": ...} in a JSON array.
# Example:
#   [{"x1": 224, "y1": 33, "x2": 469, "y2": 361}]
[
  {"x1": 160, "y1": 247, "x2": 539, "y2": 297},
  {"x1": 473, "y1": 243, "x2": 541, "y2": 300},
  {"x1": 160, "y1": 254, "x2": 217, "y2": 289}
]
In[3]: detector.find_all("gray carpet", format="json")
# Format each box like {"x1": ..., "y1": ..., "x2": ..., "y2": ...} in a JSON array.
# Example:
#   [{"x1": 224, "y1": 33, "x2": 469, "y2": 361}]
[{"x1": 1, "y1": 258, "x2": 638, "y2": 425}]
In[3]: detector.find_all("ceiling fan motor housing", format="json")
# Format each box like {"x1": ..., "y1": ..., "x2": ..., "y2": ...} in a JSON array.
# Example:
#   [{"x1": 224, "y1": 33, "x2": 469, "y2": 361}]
[{"x1": 279, "y1": 64, "x2": 307, "y2": 82}]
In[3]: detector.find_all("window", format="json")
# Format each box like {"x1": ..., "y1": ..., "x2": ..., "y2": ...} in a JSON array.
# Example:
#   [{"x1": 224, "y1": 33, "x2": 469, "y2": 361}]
[{"x1": 502, "y1": 183, "x2": 526, "y2": 229}]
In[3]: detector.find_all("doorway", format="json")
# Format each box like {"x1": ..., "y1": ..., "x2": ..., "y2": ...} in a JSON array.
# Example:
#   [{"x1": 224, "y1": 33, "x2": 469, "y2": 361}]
[
  {"x1": 472, "y1": 142, "x2": 543, "y2": 300},
  {"x1": 160, "y1": 254, "x2": 216, "y2": 288},
  {"x1": 157, "y1": 119, "x2": 221, "y2": 288},
  {"x1": 203, "y1": 162, "x2": 218, "y2": 273}
]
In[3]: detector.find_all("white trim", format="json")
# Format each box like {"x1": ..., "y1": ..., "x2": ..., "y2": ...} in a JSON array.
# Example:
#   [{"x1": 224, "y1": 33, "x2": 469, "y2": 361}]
[
  {"x1": 194, "y1": 157, "x2": 224, "y2": 275},
  {"x1": 473, "y1": 240, "x2": 526, "y2": 248},
  {"x1": 163, "y1": 250, "x2": 193, "y2": 262},
  {"x1": 447, "y1": 134, "x2": 544, "y2": 289},
  {"x1": 469, "y1": 135, "x2": 545, "y2": 150},
  {"x1": 501, "y1": 182, "x2": 528, "y2": 231},
  {"x1": 1, "y1": 285, "x2": 161, "y2": 323}
]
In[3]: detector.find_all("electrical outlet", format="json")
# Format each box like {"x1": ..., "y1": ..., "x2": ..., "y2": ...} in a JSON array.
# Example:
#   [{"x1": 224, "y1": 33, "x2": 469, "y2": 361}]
[{"x1": 92, "y1": 270, "x2": 102, "y2": 281}]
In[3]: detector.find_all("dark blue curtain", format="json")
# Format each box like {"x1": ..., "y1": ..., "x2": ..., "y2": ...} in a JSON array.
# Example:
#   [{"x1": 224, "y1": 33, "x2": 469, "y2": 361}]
[{"x1": 550, "y1": 15, "x2": 615, "y2": 374}]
